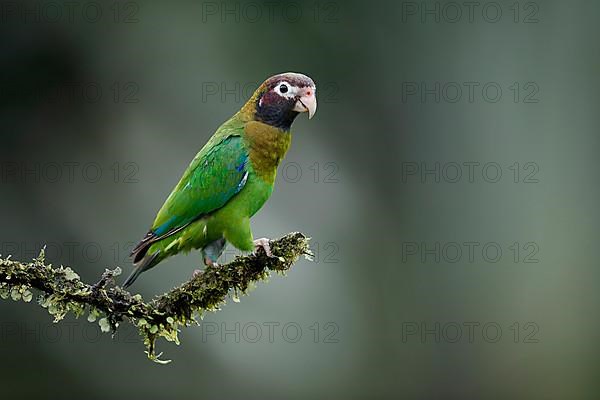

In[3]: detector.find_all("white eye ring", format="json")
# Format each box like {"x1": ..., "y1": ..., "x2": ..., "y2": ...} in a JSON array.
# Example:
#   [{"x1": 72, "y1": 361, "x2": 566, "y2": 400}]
[{"x1": 275, "y1": 81, "x2": 296, "y2": 98}]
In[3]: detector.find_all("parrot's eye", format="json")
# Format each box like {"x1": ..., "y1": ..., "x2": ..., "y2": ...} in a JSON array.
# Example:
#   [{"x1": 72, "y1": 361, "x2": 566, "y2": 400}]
[{"x1": 274, "y1": 81, "x2": 295, "y2": 98}]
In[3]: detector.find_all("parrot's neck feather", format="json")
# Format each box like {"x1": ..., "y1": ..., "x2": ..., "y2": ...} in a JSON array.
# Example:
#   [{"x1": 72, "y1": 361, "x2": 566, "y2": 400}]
[{"x1": 242, "y1": 120, "x2": 291, "y2": 185}]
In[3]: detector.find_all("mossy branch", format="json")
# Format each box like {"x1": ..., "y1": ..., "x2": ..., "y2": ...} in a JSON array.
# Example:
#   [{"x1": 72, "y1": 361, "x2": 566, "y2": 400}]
[{"x1": 0, "y1": 232, "x2": 311, "y2": 363}]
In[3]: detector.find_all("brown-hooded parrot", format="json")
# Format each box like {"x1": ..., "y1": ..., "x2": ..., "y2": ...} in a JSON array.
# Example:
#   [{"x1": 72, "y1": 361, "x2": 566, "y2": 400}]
[{"x1": 124, "y1": 72, "x2": 317, "y2": 287}]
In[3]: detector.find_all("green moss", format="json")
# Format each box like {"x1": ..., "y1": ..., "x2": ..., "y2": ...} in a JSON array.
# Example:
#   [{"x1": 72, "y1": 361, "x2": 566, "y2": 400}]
[{"x1": 0, "y1": 232, "x2": 311, "y2": 362}]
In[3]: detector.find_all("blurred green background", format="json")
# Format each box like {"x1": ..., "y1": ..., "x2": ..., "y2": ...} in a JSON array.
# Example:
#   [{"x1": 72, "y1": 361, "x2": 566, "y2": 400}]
[{"x1": 1, "y1": 0, "x2": 599, "y2": 398}]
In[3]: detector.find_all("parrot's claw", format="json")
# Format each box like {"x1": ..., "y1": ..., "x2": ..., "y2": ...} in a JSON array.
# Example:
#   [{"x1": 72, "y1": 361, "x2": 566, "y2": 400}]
[
  {"x1": 202, "y1": 255, "x2": 220, "y2": 268},
  {"x1": 253, "y1": 238, "x2": 275, "y2": 258}
]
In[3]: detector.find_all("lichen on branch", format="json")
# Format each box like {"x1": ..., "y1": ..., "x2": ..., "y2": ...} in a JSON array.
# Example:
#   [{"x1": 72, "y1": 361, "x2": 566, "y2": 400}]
[{"x1": 0, "y1": 232, "x2": 311, "y2": 363}]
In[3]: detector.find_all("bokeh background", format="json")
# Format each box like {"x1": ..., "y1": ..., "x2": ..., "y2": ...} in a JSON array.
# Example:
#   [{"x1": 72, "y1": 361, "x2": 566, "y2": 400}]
[{"x1": 1, "y1": 0, "x2": 599, "y2": 398}]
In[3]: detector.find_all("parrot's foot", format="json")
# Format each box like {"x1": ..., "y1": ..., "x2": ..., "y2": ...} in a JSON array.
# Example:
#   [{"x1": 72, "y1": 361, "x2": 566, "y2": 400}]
[
  {"x1": 253, "y1": 238, "x2": 274, "y2": 258},
  {"x1": 203, "y1": 255, "x2": 219, "y2": 268},
  {"x1": 192, "y1": 269, "x2": 203, "y2": 278}
]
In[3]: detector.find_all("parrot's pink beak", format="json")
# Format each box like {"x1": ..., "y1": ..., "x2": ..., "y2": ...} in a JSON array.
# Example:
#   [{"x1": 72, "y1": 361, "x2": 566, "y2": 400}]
[{"x1": 293, "y1": 87, "x2": 317, "y2": 119}]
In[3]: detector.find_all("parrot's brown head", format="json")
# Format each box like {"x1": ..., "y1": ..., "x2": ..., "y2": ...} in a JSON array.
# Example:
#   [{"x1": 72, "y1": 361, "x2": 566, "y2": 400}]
[{"x1": 244, "y1": 72, "x2": 317, "y2": 131}]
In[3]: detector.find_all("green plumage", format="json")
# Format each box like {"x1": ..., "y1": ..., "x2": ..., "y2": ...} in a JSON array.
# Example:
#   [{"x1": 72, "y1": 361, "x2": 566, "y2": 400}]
[
  {"x1": 124, "y1": 72, "x2": 318, "y2": 288},
  {"x1": 148, "y1": 114, "x2": 289, "y2": 258},
  {"x1": 125, "y1": 73, "x2": 315, "y2": 287}
]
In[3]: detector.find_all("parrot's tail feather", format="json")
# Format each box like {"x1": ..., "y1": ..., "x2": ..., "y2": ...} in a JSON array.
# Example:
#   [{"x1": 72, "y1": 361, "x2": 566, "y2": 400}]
[
  {"x1": 130, "y1": 230, "x2": 157, "y2": 259},
  {"x1": 131, "y1": 222, "x2": 193, "y2": 262},
  {"x1": 123, "y1": 267, "x2": 143, "y2": 288},
  {"x1": 123, "y1": 251, "x2": 160, "y2": 288},
  {"x1": 127, "y1": 222, "x2": 194, "y2": 287}
]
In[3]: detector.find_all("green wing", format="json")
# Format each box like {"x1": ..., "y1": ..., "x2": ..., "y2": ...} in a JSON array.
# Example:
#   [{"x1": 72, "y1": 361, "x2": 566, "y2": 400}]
[{"x1": 151, "y1": 132, "x2": 249, "y2": 237}]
